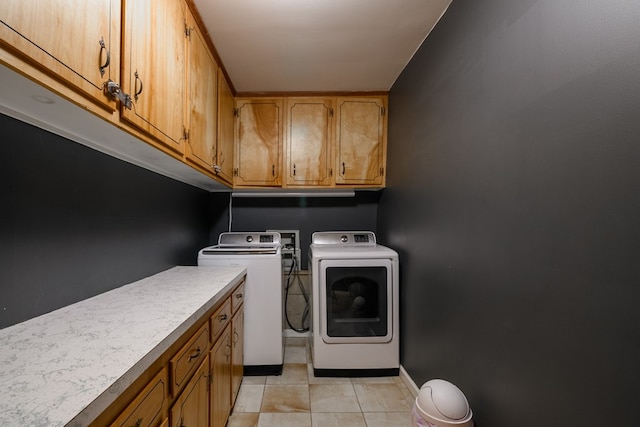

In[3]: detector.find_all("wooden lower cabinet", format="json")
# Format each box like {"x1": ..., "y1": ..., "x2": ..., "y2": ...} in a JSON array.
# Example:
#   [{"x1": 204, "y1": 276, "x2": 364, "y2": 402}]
[
  {"x1": 170, "y1": 356, "x2": 210, "y2": 427},
  {"x1": 110, "y1": 368, "x2": 168, "y2": 427},
  {"x1": 210, "y1": 326, "x2": 232, "y2": 427},
  {"x1": 104, "y1": 280, "x2": 245, "y2": 427}
]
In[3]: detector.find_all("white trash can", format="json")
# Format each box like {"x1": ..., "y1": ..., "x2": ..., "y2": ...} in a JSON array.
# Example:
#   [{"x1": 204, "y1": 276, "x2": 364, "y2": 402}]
[{"x1": 412, "y1": 379, "x2": 473, "y2": 427}]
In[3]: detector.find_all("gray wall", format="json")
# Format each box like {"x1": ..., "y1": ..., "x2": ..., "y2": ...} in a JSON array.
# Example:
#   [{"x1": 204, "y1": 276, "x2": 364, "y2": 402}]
[
  {"x1": 378, "y1": 0, "x2": 640, "y2": 425},
  {"x1": 0, "y1": 114, "x2": 213, "y2": 328}
]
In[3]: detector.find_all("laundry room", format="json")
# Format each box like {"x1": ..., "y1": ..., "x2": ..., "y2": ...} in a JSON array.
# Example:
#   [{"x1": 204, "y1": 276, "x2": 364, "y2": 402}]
[{"x1": 2, "y1": 0, "x2": 640, "y2": 426}]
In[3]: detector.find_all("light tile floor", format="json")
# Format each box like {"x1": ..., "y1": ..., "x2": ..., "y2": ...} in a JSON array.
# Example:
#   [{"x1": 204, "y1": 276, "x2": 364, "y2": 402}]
[{"x1": 227, "y1": 337, "x2": 415, "y2": 427}]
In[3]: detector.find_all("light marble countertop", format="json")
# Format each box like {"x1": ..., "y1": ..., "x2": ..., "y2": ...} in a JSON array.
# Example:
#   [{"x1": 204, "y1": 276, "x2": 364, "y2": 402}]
[{"x1": 0, "y1": 266, "x2": 246, "y2": 427}]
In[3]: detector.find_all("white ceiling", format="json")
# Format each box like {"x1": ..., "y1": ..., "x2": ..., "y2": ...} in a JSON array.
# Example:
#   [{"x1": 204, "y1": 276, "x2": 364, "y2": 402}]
[{"x1": 192, "y1": 0, "x2": 453, "y2": 93}]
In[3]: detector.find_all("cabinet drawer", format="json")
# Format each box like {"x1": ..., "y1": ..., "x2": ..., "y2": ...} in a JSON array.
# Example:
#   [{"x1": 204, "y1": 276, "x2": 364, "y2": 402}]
[
  {"x1": 211, "y1": 299, "x2": 231, "y2": 340},
  {"x1": 231, "y1": 283, "x2": 245, "y2": 314},
  {"x1": 110, "y1": 368, "x2": 168, "y2": 427},
  {"x1": 170, "y1": 323, "x2": 209, "y2": 396}
]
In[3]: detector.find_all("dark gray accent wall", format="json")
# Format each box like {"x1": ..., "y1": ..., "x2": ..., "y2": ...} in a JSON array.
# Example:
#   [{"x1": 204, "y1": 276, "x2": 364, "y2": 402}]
[
  {"x1": 0, "y1": 114, "x2": 214, "y2": 328},
  {"x1": 211, "y1": 192, "x2": 380, "y2": 270},
  {"x1": 378, "y1": 1, "x2": 640, "y2": 425}
]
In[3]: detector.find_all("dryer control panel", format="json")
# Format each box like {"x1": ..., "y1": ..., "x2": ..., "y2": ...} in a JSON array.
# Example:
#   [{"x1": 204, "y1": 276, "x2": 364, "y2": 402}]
[{"x1": 311, "y1": 231, "x2": 377, "y2": 246}]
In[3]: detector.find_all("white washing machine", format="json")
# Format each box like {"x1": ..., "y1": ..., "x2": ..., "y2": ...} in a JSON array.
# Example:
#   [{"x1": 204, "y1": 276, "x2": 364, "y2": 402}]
[
  {"x1": 309, "y1": 231, "x2": 399, "y2": 377},
  {"x1": 198, "y1": 232, "x2": 284, "y2": 375}
]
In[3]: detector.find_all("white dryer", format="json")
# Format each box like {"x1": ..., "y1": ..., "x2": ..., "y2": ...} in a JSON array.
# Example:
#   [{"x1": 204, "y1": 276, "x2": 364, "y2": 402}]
[
  {"x1": 198, "y1": 232, "x2": 283, "y2": 375},
  {"x1": 309, "y1": 231, "x2": 399, "y2": 377}
]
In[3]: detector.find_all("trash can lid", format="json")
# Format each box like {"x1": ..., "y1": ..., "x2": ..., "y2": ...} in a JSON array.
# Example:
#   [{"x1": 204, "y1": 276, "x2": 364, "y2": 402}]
[{"x1": 415, "y1": 379, "x2": 473, "y2": 427}]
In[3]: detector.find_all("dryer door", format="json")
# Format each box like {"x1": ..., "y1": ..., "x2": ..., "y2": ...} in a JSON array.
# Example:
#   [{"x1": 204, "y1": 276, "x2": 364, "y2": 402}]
[{"x1": 318, "y1": 258, "x2": 394, "y2": 343}]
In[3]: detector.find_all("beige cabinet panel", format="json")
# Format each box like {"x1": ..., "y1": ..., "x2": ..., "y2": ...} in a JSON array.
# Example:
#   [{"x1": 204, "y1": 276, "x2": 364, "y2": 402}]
[
  {"x1": 170, "y1": 357, "x2": 209, "y2": 427},
  {"x1": 284, "y1": 98, "x2": 335, "y2": 187},
  {"x1": 0, "y1": 0, "x2": 119, "y2": 111},
  {"x1": 185, "y1": 11, "x2": 218, "y2": 171},
  {"x1": 335, "y1": 97, "x2": 387, "y2": 186},
  {"x1": 122, "y1": 0, "x2": 186, "y2": 153},
  {"x1": 215, "y1": 72, "x2": 235, "y2": 185},
  {"x1": 235, "y1": 98, "x2": 283, "y2": 187}
]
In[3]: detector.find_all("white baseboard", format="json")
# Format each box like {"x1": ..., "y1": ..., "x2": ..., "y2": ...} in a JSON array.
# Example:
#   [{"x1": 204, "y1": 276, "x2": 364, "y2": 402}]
[{"x1": 400, "y1": 365, "x2": 420, "y2": 397}]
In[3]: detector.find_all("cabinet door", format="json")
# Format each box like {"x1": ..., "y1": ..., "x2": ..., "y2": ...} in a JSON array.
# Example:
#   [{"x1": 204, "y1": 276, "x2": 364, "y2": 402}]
[
  {"x1": 335, "y1": 97, "x2": 387, "y2": 186},
  {"x1": 231, "y1": 308, "x2": 244, "y2": 405},
  {"x1": 0, "y1": 0, "x2": 119, "y2": 111},
  {"x1": 122, "y1": 0, "x2": 186, "y2": 153},
  {"x1": 235, "y1": 98, "x2": 283, "y2": 187},
  {"x1": 284, "y1": 98, "x2": 334, "y2": 187},
  {"x1": 210, "y1": 326, "x2": 232, "y2": 427},
  {"x1": 170, "y1": 356, "x2": 209, "y2": 427},
  {"x1": 110, "y1": 368, "x2": 168, "y2": 427},
  {"x1": 215, "y1": 73, "x2": 235, "y2": 185},
  {"x1": 184, "y1": 11, "x2": 218, "y2": 172}
]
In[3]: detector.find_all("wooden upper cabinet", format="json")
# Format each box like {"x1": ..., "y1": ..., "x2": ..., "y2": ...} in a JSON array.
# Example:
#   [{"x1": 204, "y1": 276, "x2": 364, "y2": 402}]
[
  {"x1": 0, "y1": 0, "x2": 120, "y2": 111},
  {"x1": 215, "y1": 71, "x2": 235, "y2": 185},
  {"x1": 184, "y1": 10, "x2": 218, "y2": 172},
  {"x1": 335, "y1": 97, "x2": 387, "y2": 186},
  {"x1": 284, "y1": 98, "x2": 335, "y2": 188},
  {"x1": 234, "y1": 98, "x2": 283, "y2": 187},
  {"x1": 121, "y1": 0, "x2": 186, "y2": 153}
]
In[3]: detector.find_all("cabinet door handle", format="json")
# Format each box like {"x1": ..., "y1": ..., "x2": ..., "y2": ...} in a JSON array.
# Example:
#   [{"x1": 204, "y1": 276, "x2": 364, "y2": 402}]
[
  {"x1": 188, "y1": 346, "x2": 201, "y2": 361},
  {"x1": 342, "y1": 162, "x2": 346, "y2": 175},
  {"x1": 293, "y1": 163, "x2": 296, "y2": 176},
  {"x1": 272, "y1": 165, "x2": 275, "y2": 177},
  {"x1": 98, "y1": 37, "x2": 110, "y2": 77},
  {"x1": 134, "y1": 70, "x2": 144, "y2": 101},
  {"x1": 135, "y1": 418, "x2": 142, "y2": 427}
]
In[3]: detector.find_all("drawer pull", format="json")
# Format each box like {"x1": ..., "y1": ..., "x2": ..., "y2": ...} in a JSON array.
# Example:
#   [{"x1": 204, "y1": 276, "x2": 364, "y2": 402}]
[
  {"x1": 219, "y1": 313, "x2": 228, "y2": 322},
  {"x1": 188, "y1": 347, "x2": 201, "y2": 361},
  {"x1": 135, "y1": 418, "x2": 142, "y2": 427},
  {"x1": 235, "y1": 293, "x2": 243, "y2": 299}
]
